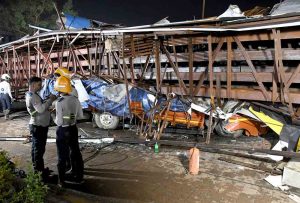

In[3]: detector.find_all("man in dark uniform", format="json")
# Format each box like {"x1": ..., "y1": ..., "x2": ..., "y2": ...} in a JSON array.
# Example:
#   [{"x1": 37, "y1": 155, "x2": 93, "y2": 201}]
[
  {"x1": 25, "y1": 76, "x2": 56, "y2": 180},
  {"x1": 53, "y1": 67, "x2": 78, "y2": 172},
  {"x1": 54, "y1": 76, "x2": 84, "y2": 187}
]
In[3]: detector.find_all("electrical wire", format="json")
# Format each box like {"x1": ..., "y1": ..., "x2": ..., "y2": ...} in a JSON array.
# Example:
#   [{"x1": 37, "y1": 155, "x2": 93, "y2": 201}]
[{"x1": 83, "y1": 143, "x2": 116, "y2": 163}]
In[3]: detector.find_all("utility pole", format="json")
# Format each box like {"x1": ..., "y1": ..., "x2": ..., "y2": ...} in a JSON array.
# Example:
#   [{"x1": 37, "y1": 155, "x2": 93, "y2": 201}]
[{"x1": 202, "y1": 0, "x2": 206, "y2": 19}]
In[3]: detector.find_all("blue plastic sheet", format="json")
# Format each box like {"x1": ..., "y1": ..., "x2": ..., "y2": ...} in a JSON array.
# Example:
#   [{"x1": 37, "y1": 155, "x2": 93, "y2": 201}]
[
  {"x1": 39, "y1": 77, "x2": 58, "y2": 99},
  {"x1": 64, "y1": 14, "x2": 91, "y2": 29},
  {"x1": 41, "y1": 77, "x2": 190, "y2": 118},
  {"x1": 81, "y1": 79, "x2": 154, "y2": 117}
]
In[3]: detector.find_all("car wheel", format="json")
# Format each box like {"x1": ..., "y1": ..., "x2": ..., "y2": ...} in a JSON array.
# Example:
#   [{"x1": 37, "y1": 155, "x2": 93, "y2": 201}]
[
  {"x1": 94, "y1": 112, "x2": 119, "y2": 130},
  {"x1": 215, "y1": 120, "x2": 244, "y2": 138}
]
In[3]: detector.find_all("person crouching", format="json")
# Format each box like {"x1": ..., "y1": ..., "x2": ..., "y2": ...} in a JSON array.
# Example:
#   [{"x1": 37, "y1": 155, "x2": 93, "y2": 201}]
[{"x1": 54, "y1": 76, "x2": 84, "y2": 187}]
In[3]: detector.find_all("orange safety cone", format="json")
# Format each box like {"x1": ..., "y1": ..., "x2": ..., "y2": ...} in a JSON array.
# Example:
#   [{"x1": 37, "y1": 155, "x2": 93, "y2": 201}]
[{"x1": 189, "y1": 147, "x2": 200, "y2": 175}]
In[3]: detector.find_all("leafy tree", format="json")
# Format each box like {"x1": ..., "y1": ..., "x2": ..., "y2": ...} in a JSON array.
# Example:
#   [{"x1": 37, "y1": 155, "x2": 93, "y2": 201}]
[{"x1": 0, "y1": 0, "x2": 77, "y2": 37}]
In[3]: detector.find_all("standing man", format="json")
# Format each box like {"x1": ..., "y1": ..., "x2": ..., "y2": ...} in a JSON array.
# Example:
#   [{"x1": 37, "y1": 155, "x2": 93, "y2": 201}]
[
  {"x1": 53, "y1": 67, "x2": 78, "y2": 172},
  {"x1": 25, "y1": 76, "x2": 56, "y2": 180},
  {"x1": 0, "y1": 74, "x2": 14, "y2": 119},
  {"x1": 54, "y1": 76, "x2": 84, "y2": 187}
]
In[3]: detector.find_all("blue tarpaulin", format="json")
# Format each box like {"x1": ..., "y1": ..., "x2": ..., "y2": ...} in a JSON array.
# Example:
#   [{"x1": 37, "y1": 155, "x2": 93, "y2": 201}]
[
  {"x1": 64, "y1": 14, "x2": 91, "y2": 29},
  {"x1": 40, "y1": 77, "x2": 190, "y2": 118},
  {"x1": 81, "y1": 78, "x2": 155, "y2": 117}
]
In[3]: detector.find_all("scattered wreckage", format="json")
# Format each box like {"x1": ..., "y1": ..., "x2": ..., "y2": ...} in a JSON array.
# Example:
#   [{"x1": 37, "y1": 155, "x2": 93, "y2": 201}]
[
  {"x1": 41, "y1": 76, "x2": 272, "y2": 138},
  {"x1": 0, "y1": 1, "x2": 299, "y2": 157},
  {"x1": 0, "y1": 1, "x2": 300, "y2": 194},
  {"x1": 39, "y1": 73, "x2": 300, "y2": 160}
]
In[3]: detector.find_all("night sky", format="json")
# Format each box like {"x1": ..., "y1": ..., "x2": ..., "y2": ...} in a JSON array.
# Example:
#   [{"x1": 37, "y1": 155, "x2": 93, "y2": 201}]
[{"x1": 73, "y1": 0, "x2": 281, "y2": 26}]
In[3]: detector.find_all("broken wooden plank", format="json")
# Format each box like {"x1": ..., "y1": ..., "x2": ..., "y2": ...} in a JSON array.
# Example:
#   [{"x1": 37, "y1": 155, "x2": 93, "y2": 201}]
[{"x1": 218, "y1": 157, "x2": 282, "y2": 175}]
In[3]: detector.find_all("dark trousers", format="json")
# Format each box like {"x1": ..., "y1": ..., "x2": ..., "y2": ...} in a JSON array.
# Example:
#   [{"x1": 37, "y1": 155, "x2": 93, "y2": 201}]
[
  {"x1": 30, "y1": 124, "x2": 48, "y2": 172},
  {"x1": 0, "y1": 93, "x2": 11, "y2": 111},
  {"x1": 56, "y1": 125, "x2": 83, "y2": 183}
]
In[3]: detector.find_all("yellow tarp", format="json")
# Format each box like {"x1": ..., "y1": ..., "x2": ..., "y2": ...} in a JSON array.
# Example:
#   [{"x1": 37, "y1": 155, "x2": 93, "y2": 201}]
[{"x1": 249, "y1": 106, "x2": 284, "y2": 135}]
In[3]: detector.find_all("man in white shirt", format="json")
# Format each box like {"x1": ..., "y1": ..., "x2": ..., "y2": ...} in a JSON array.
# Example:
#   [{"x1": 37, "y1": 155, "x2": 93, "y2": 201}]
[
  {"x1": 53, "y1": 67, "x2": 78, "y2": 172},
  {"x1": 54, "y1": 76, "x2": 84, "y2": 187},
  {"x1": 26, "y1": 76, "x2": 56, "y2": 181},
  {"x1": 0, "y1": 74, "x2": 14, "y2": 119}
]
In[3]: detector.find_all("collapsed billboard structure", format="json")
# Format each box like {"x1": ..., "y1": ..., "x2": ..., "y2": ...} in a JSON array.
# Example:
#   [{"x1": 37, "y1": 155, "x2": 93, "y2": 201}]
[{"x1": 1, "y1": 2, "x2": 300, "y2": 143}]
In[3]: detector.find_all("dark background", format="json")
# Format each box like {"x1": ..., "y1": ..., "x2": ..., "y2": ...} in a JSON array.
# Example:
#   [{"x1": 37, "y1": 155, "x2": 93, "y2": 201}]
[{"x1": 73, "y1": 0, "x2": 281, "y2": 26}]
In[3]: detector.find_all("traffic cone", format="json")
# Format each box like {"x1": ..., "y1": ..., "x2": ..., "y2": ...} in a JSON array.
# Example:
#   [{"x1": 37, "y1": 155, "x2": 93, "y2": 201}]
[{"x1": 189, "y1": 147, "x2": 200, "y2": 175}]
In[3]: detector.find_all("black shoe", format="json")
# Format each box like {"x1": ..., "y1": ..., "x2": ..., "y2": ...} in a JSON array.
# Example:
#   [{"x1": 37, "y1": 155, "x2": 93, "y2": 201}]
[
  {"x1": 73, "y1": 175, "x2": 84, "y2": 184},
  {"x1": 42, "y1": 167, "x2": 52, "y2": 176},
  {"x1": 46, "y1": 174, "x2": 58, "y2": 184},
  {"x1": 41, "y1": 167, "x2": 54, "y2": 183}
]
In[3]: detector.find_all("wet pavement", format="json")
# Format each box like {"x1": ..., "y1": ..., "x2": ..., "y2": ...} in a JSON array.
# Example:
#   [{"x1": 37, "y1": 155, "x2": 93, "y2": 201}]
[{"x1": 0, "y1": 111, "x2": 298, "y2": 203}]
